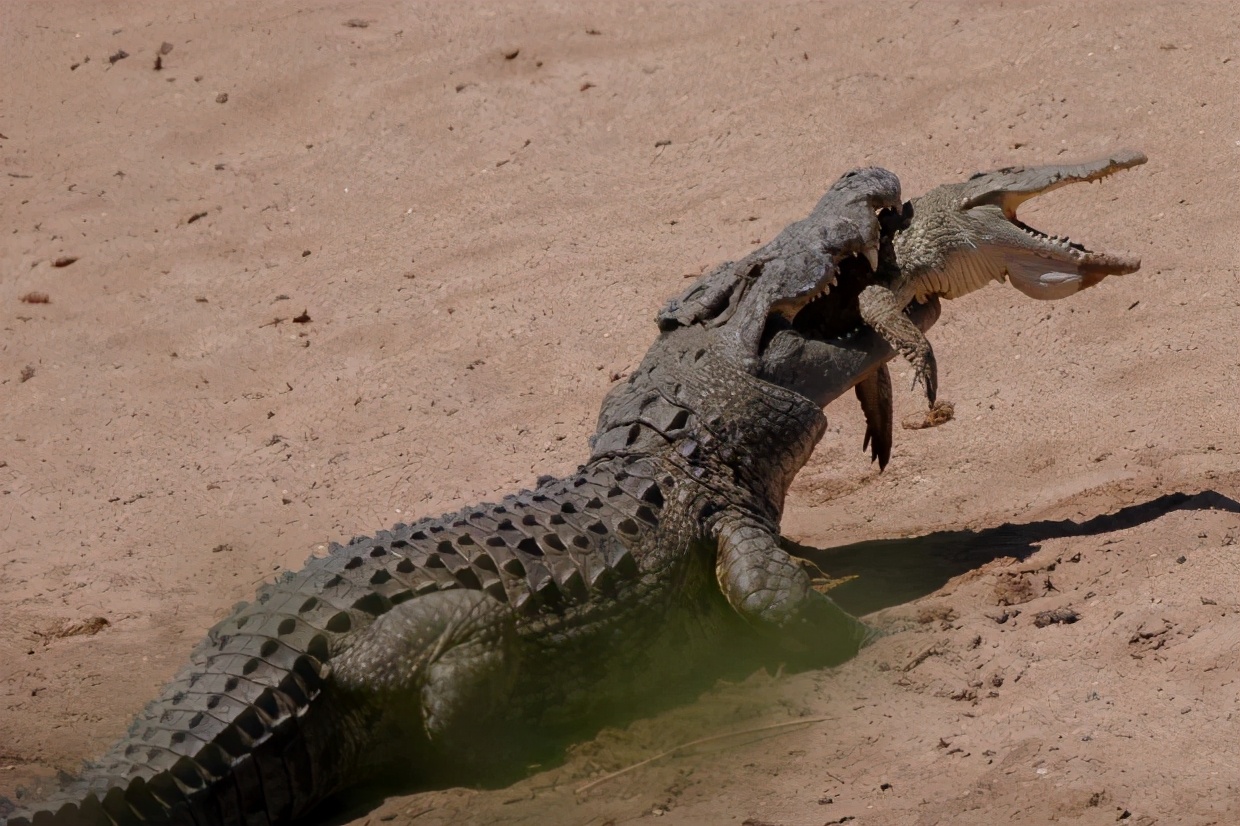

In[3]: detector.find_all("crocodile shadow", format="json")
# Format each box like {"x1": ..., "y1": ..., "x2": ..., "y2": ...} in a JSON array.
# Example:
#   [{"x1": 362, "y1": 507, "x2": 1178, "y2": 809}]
[{"x1": 789, "y1": 490, "x2": 1240, "y2": 617}]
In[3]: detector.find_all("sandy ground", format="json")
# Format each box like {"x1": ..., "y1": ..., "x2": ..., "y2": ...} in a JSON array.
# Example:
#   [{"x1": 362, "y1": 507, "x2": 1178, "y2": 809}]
[{"x1": 2, "y1": 0, "x2": 1239, "y2": 823}]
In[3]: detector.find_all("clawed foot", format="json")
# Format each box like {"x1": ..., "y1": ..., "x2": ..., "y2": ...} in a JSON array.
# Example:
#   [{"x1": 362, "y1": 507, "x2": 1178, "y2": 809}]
[{"x1": 909, "y1": 351, "x2": 938, "y2": 406}]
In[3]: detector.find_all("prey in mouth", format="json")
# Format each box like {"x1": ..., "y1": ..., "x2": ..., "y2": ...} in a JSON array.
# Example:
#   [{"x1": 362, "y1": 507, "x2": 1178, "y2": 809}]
[
  {"x1": 924, "y1": 148, "x2": 1149, "y2": 301},
  {"x1": 848, "y1": 151, "x2": 1147, "y2": 466}
]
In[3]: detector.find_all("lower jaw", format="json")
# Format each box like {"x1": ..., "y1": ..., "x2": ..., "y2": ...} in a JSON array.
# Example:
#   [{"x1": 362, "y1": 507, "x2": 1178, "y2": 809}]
[
  {"x1": 762, "y1": 296, "x2": 941, "y2": 408},
  {"x1": 1078, "y1": 255, "x2": 1140, "y2": 277}
]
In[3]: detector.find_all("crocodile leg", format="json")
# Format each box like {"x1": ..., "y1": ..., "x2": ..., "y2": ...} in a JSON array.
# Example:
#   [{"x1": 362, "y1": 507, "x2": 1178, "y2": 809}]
[
  {"x1": 332, "y1": 590, "x2": 518, "y2": 749},
  {"x1": 713, "y1": 512, "x2": 874, "y2": 666},
  {"x1": 854, "y1": 363, "x2": 893, "y2": 470},
  {"x1": 857, "y1": 284, "x2": 938, "y2": 406}
]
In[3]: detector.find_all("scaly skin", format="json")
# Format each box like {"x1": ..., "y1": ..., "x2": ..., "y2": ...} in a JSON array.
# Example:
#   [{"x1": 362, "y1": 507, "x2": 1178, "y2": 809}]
[
  {"x1": 4, "y1": 167, "x2": 935, "y2": 826},
  {"x1": 855, "y1": 151, "x2": 1147, "y2": 460}
]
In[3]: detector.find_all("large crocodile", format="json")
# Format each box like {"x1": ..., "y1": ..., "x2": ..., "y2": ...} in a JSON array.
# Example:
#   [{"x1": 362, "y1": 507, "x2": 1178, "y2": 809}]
[{"x1": 2, "y1": 157, "x2": 1139, "y2": 826}]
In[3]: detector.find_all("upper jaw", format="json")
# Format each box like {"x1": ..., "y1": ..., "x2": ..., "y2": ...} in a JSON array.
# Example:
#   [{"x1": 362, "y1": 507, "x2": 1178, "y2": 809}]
[
  {"x1": 960, "y1": 149, "x2": 1147, "y2": 218},
  {"x1": 718, "y1": 166, "x2": 903, "y2": 361},
  {"x1": 769, "y1": 244, "x2": 882, "y2": 322}
]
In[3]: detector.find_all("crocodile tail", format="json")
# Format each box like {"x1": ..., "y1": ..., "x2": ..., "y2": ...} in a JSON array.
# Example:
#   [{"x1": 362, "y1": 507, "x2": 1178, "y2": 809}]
[{"x1": 6, "y1": 574, "x2": 370, "y2": 826}]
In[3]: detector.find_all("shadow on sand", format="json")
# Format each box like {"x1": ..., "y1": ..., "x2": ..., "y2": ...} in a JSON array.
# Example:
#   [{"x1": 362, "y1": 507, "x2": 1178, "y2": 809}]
[{"x1": 789, "y1": 489, "x2": 1240, "y2": 617}]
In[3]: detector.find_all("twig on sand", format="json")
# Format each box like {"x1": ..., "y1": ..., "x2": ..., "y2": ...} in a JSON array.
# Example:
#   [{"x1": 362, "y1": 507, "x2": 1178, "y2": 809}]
[{"x1": 575, "y1": 717, "x2": 827, "y2": 794}]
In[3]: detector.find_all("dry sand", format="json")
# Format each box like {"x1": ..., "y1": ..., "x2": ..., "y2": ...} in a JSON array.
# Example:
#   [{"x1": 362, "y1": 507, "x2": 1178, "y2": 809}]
[{"x1": 2, "y1": 1, "x2": 1239, "y2": 823}]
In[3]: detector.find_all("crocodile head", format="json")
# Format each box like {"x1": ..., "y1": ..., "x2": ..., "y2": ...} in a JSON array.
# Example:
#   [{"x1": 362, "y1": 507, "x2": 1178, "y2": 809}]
[
  {"x1": 895, "y1": 150, "x2": 1147, "y2": 301},
  {"x1": 656, "y1": 167, "x2": 939, "y2": 408}
]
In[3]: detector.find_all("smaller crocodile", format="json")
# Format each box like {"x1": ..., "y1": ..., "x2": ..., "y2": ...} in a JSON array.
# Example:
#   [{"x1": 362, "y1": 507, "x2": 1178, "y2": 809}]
[{"x1": 850, "y1": 151, "x2": 1147, "y2": 467}]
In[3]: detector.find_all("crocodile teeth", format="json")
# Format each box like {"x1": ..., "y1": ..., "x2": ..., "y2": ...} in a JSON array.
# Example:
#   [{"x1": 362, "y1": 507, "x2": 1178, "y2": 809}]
[{"x1": 864, "y1": 246, "x2": 879, "y2": 272}]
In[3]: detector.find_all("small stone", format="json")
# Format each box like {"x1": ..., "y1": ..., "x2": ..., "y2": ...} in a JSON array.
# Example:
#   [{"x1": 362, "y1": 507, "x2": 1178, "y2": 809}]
[
  {"x1": 215, "y1": 92, "x2": 228, "y2": 104},
  {"x1": 1033, "y1": 607, "x2": 1080, "y2": 627}
]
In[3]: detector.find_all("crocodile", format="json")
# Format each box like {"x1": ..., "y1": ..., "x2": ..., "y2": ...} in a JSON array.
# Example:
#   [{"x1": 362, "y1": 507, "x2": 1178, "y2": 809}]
[
  {"x1": 854, "y1": 151, "x2": 1146, "y2": 446},
  {"x1": 3, "y1": 165, "x2": 931, "y2": 826},
  {"x1": 2, "y1": 154, "x2": 1134, "y2": 826}
]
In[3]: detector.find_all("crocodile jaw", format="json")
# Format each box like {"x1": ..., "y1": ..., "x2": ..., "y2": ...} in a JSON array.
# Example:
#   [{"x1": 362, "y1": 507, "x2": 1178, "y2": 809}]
[
  {"x1": 898, "y1": 150, "x2": 1146, "y2": 302},
  {"x1": 979, "y1": 203, "x2": 1142, "y2": 300},
  {"x1": 960, "y1": 149, "x2": 1147, "y2": 217}
]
